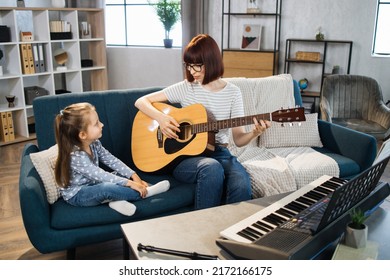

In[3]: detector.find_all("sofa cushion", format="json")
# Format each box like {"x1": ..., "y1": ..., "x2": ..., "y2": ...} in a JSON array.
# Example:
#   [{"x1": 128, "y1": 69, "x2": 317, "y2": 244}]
[
  {"x1": 30, "y1": 145, "x2": 61, "y2": 204},
  {"x1": 313, "y1": 147, "x2": 360, "y2": 178},
  {"x1": 332, "y1": 118, "x2": 387, "y2": 139},
  {"x1": 258, "y1": 113, "x2": 323, "y2": 148},
  {"x1": 50, "y1": 175, "x2": 195, "y2": 229}
]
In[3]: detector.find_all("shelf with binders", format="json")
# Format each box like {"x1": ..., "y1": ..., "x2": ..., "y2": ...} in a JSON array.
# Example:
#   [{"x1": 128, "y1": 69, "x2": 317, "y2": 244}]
[
  {"x1": 19, "y1": 42, "x2": 50, "y2": 76},
  {"x1": 0, "y1": 6, "x2": 108, "y2": 145},
  {"x1": 0, "y1": 108, "x2": 29, "y2": 146}
]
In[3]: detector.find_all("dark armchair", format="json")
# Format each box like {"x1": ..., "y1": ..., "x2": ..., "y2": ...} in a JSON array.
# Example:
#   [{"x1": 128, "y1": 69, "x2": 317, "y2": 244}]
[{"x1": 320, "y1": 74, "x2": 390, "y2": 140}]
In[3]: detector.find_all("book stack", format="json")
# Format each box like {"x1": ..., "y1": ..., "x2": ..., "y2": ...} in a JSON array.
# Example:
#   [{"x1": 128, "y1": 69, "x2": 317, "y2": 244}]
[
  {"x1": 49, "y1": 20, "x2": 71, "y2": 33},
  {"x1": 50, "y1": 20, "x2": 72, "y2": 40},
  {"x1": 20, "y1": 43, "x2": 46, "y2": 74},
  {"x1": 0, "y1": 111, "x2": 15, "y2": 142}
]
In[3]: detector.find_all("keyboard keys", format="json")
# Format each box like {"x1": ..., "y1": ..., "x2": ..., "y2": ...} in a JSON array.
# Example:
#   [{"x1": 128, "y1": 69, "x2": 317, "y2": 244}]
[{"x1": 232, "y1": 177, "x2": 346, "y2": 242}]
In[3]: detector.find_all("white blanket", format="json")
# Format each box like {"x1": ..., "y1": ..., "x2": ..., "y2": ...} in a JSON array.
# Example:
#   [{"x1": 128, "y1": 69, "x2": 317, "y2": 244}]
[
  {"x1": 226, "y1": 75, "x2": 340, "y2": 198},
  {"x1": 230, "y1": 145, "x2": 340, "y2": 198}
]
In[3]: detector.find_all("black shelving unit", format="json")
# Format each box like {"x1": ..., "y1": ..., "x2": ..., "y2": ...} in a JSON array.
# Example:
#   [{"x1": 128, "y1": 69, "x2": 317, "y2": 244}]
[
  {"x1": 284, "y1": 38, "x2": 353, "y2": 112},
  {"x1": 221, "y1": 0, "x2": 282, "y2": 78}
]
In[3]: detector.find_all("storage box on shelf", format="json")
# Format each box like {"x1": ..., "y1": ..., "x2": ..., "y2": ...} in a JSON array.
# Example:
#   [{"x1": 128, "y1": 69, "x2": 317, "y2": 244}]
[
  {"x1": 0, "y1": 7, "x2": 107, "y2": 146},
  {"x1": 284, "y1": 38, "x2": 353, "y2": 112}
]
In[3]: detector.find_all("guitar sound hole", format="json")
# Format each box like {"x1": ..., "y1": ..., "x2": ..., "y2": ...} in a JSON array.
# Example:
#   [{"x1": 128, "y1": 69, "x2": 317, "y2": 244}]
[{"x1": 177, "y1": 122, "x2": 192, "y2": 141}]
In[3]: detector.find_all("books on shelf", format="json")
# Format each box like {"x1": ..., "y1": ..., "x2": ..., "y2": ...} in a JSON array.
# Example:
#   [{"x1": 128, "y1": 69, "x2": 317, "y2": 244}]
[
  {"x1": 0, "y1": 111, "x2": 15, "y2": 142},
  {"x1": 49, "y1": 20, "x2": 71, "y2": 33}
]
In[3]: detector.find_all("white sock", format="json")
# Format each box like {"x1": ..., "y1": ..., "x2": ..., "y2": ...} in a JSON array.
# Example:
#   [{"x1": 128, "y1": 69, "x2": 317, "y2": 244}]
[
  {"x1": 109, "y1": 201, "x2": 136, "y2": 216},
  {"x1": 146, "y1": 180, "x2": 170, "y2": 198}
]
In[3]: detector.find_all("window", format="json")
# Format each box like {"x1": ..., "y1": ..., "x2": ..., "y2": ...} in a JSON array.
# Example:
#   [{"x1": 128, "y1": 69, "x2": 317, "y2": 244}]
[
  {"x1": 105, "y1": 0, "x2": 182, "y2": 47},
  {"x1": 372, "y1": 0, "x2": 390, "y2": 56}
]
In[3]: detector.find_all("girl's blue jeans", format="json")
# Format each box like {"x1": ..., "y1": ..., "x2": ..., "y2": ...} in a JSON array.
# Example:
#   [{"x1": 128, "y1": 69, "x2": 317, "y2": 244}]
[
  {"x1": 66, "y1": 183, "x2": 141, "y2": 207},
  {"x1": 173, "y1": 145, "x2": 251, "y2": 210}
]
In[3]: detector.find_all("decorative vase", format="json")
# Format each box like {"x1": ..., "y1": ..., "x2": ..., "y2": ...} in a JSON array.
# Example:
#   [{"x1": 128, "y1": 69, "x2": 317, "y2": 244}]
[
  {"x1": 5, "y1": 95, "x2": 15, "y2": 108},
  {"x1": 51, "y1": 0, "x2": 66, "y2": 8},
  {"x1": 345, "y1": 223, "x2": 368, "y2": 248},
  {"x1": 17, "y1": 0, "x2": 25, "y2": 7},
  {"x1": 164, "y1": 39, "x2": 173, "y2": 48},
  {"x1": 247, "y1": 0, "x2": 260, "y2": 13}
]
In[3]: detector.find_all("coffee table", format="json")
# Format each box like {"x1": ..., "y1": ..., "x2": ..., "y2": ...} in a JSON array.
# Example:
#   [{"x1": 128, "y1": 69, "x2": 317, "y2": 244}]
[
  {"x1": 121, "y1": 193, "x2": 286, "y2": 260},
  {"x1": 121, "y1": 193, "x2": 390, "y2": 260}
]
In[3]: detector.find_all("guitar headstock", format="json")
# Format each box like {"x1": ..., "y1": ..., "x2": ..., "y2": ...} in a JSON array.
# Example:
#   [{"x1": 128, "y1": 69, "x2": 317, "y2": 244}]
[{"x1": 271, "y1": 107, "x2": 306, "y2": 123}]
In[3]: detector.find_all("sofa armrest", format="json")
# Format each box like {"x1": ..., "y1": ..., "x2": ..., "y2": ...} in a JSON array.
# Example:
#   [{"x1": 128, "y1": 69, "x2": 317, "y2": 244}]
[
  {"x1": 19, "y1": 143, "x2": 53, "y2": 253},
  {"x1": 318, "y1": 119, "x2": 377, "y2": 171}
]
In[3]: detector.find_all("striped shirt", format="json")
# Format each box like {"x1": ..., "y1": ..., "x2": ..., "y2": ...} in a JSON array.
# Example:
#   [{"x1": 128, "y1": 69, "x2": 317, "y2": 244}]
[{"x1": 163, "y1": 80, "x2": 245, "y2": 144}]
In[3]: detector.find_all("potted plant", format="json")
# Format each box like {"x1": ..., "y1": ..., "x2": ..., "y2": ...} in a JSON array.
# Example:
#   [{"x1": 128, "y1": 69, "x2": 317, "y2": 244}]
[
  {"x1": 151, "y1": 0, "x2": 181, "y2": 48},
  {"x1": 344, "y1": 208, "x2": 368, "y2": 248},
  {"x1": 332, "y1": 65, "x2": 340, "y2": 74}
]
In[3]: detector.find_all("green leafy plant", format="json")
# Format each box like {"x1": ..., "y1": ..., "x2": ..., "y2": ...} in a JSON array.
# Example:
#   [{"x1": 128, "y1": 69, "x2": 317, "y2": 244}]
[
  {"x1": 151, "y1": 0, "x2": 181, "y2": 40},
  {"x1": 349, "y1": 208, "x2": 368, "y2": 229}
]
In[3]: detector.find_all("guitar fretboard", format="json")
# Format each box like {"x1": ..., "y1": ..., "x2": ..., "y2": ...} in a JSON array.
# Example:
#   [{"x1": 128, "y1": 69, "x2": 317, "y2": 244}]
[{"x1": 191, "y1": 113, "x2": 271, "y2": 133}]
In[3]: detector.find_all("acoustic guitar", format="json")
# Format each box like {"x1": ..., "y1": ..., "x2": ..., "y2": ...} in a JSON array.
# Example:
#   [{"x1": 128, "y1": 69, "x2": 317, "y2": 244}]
[{"x1": 132, "y1": 103, "x2": 306, "y2": 173}]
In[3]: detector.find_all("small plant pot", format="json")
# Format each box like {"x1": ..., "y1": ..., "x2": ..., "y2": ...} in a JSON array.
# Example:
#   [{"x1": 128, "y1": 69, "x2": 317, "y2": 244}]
[
  {"x1": 164, "y1": 39, "x2": 173, "y2": 48},
  {"x1": 332, "y1": 66, "x2": 340, "y2": 74},
  {"x1": 345, "y1": 223, "x2": 368, "y2": 248}
]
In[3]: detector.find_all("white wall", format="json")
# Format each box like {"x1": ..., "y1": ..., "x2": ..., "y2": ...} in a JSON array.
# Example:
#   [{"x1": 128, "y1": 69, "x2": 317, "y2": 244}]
[
  {"x1": 105, "y1": 0, "x2": 390, "y2": 101},
  {"x1": 107, "y1": 47, "x2": 183, "y2": 89}
]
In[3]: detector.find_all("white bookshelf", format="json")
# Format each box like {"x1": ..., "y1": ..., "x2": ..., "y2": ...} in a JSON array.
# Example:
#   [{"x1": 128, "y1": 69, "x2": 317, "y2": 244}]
[{"x1": 0, "y1": 6, "x2": 107, "y2": 146}]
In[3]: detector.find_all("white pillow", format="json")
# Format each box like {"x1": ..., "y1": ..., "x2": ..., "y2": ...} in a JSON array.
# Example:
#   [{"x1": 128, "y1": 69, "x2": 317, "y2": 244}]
[
  {"x1": 258, "y1": 113, "x2": 323, "y2": 148},
  {"x1": 30, "y1": 145, "x2": 61, "y2": 204}
]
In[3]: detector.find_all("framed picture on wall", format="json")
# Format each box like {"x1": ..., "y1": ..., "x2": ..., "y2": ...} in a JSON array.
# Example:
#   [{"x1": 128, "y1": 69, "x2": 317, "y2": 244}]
[{"x1": 241, "y1": 24, "x2": 262, "y2": 50}]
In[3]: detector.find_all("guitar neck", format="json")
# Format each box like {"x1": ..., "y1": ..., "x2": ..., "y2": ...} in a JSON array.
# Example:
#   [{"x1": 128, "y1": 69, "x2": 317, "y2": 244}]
[{"x1": 192, "y1": 113, "x2": 271, "y2": 133}]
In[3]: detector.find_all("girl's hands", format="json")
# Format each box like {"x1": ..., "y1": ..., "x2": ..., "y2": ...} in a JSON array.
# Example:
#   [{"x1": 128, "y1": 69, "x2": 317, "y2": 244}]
[
  {"x1": 131, "y1": 173, "x2": 148, "y2": 187},
  {"x1": 127, "y1": 173, "x2": 149, "y2": 197},
  {"x1": 126, "y1": 180, "x2": 148, "y2": 198}
]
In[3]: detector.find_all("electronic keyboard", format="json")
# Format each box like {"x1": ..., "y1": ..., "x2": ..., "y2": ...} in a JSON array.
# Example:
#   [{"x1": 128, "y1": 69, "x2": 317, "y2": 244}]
[{"x1": 217, "y1": 158, "x2": 390, "y2": 259}]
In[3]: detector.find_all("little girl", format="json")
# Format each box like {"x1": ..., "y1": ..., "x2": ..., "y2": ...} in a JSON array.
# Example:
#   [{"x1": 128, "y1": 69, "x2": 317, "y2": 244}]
[{"x1": 54, "y1": 102, "x2": 170, "y2": 216}]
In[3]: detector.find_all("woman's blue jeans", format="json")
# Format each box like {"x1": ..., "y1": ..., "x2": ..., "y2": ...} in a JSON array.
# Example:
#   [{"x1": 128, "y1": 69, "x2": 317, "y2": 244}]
[
  {"x1": 66, "y1": 183, "x2": 142, "y2": 207},
  {"x1": 173, "y1": 146, "x2": 251, "y2": 210}
]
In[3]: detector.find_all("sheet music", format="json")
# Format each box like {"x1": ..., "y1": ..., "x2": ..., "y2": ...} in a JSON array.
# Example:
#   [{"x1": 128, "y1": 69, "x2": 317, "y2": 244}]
[{"x1": 373, "y1": 138, "x2": 390, "y2": 166}]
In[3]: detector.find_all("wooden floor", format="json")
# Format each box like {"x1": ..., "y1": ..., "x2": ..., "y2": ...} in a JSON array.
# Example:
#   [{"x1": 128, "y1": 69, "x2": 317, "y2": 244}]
[
  {"x1": 0, "y1": 140, "x2": 124, "y2": 260},
  {"x1": 1, "y1": 140, "x2": 390, "y2": 260}
]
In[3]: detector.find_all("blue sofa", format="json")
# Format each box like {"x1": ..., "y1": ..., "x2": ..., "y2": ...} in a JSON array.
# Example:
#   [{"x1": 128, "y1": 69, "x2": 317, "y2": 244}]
[{"x1": 19, "y1": 81, "x2": 377, "y2": 259}]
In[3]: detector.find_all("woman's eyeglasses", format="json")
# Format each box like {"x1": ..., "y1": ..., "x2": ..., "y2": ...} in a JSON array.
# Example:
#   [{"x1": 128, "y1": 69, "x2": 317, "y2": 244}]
[{"x1": 184, "y1": 63, "x2": 203, "y2": 72}]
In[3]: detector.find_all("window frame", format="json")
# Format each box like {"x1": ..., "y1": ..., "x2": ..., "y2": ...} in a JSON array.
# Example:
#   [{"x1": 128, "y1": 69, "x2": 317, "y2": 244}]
[
  {"x1": 372, "y1": 0, "x2": 390, "y2": 57},
  {"x1": 105, "y1": 1, "x2": 182, "y2": 48}
]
